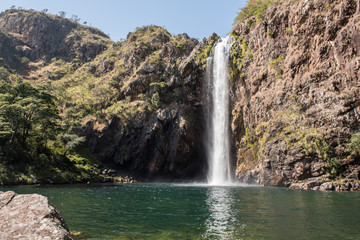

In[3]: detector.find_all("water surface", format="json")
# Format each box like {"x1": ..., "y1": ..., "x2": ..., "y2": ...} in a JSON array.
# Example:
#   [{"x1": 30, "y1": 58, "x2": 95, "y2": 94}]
[{"x1": 1, "y1": 183, "x2": 359, "y2": 240}]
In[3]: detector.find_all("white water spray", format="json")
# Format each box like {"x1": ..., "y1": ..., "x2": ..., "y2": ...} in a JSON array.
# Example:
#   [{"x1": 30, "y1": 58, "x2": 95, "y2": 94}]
[{"x1": 206, "y1": 35, "x2": 234, "y2": 185}]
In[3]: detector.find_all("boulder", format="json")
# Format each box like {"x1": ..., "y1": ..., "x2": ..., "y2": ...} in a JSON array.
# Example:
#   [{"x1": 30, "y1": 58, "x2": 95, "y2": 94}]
[
  {"x1": 0, "y1": 191, "x2": 73, "y2": 240},
  {"x1": 319, "y1": 182, "x2": 335, "y2": 191}
]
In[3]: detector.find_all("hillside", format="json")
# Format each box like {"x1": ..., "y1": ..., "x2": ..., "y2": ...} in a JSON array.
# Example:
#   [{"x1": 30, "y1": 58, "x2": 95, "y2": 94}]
[{"x1": 0, "y1": 9, "x2": 217, "y2": 184}]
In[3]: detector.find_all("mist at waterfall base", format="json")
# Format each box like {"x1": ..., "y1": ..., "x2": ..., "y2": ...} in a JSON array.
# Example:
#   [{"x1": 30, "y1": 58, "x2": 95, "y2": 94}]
[{"x1": 205, "y1": 35, "x2": 234, "y2": 186}]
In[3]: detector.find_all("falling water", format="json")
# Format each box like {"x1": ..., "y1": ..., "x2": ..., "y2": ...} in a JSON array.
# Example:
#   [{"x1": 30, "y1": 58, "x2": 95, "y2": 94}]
[{"x1": 206, "y1": 35, "x2": 234, "y2": 185}]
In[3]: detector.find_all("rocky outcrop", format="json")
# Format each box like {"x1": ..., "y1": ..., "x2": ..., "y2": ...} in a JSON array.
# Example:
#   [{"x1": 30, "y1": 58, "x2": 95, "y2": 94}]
[
  {"x1": 0, "y1": 9, "x2": 111, "y2": 61},
  {"x1": 231, "y1": 0, "x2": 360, "y2": 190},
  {"x1": 82, "y1": 26, "x2": 212, "y2": 180},
  {"x1": 0, "y1": 31, "x2": 22, "y2": 69},
  {"x1": 0, "y1": 191, "x2": 73, "y2": 239}
]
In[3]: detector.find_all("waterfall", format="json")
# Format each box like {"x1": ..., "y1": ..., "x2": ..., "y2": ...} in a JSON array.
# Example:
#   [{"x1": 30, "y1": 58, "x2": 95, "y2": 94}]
[{"x1": 206, "y1": 35, "x2": 234, "y2": 185}]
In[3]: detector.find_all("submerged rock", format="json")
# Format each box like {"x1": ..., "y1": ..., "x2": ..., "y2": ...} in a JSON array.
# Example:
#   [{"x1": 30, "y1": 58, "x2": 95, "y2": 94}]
[{"x1": 0, "y1": 191, "x2": 73, "y2": 240}]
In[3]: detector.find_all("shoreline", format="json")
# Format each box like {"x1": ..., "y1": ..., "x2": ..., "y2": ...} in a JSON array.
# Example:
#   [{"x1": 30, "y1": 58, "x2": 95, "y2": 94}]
[{"x1": 1, "y1": 178, "x2": 360, "y2": 192}]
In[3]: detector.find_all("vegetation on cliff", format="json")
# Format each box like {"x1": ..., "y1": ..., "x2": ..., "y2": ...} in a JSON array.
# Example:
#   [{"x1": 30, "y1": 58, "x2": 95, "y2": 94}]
[{"x1": 235, "y1": 0, "x2": 282, "y2": 25}]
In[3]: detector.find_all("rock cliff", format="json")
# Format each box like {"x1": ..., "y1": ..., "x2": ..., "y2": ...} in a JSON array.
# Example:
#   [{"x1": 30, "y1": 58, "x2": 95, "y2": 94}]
[
  {"x1": 80, "y1": 27, "x2": 212, "y2": 180},
  {"x1": 230, "y1": 0, "x2": 360, "y2": 190},
  {"x1": 0, "y1": 191, "x2": 73, "y2": 239}
]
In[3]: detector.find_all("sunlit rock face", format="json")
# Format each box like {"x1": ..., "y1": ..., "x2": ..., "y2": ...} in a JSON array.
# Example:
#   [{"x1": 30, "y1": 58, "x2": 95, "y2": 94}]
[
  {"x1": 80, "y1": 26, "x2": 211, "y2": 180},
  {"x1": 0, "y1": 9, "x2": 111, "y2": 60},
  {"x1": 230, "y1": 0, "x2": 360, "y2": 190}
]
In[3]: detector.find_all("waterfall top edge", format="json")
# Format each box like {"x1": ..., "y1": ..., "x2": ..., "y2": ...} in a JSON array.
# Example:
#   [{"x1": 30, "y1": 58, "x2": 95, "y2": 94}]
[{"x1": 216, "y1": 35, "x2": 235, "y2": 46}]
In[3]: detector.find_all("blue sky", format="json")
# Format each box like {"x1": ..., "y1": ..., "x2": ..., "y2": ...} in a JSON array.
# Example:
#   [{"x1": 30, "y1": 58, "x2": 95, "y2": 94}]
[{"x1": 0, "y1": 0, "x2": 247, "y2": 41}]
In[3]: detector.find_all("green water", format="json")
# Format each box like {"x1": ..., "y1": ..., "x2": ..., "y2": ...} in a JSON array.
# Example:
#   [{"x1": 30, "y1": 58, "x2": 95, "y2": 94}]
[{"x1": 1, "y1": 183, "x2": 359, "y2": 240}]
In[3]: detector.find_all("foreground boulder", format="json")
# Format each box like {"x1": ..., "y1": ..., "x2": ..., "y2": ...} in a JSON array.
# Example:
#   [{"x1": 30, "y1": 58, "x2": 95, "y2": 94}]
[{"x1": 0, "y1": 191, "x2": 73, "y2": 240}]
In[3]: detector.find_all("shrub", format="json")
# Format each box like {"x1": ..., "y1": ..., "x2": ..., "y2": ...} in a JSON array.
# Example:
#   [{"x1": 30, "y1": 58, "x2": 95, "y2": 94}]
[
  {"x1": 269, "y1": 55, "x2": 284, "y2": 78},
  {"x1": 151, "y1": 92, "x2": 160, "y2": 109},
  {"x1": 0, "y1": 67, "x2": 10, "y2": 80},
  {"x1": 20, "y1": 56, "x2": 30, "y2": 65},
  {"x1": 246, "y1": 19, "x2": 255, "y2": 28},
  {"x1": 346, "y1": 132, "x2": 360, "y2": 155},
  {"x1": 267, "y1": 28, "x2": 274, "y2": 38}
]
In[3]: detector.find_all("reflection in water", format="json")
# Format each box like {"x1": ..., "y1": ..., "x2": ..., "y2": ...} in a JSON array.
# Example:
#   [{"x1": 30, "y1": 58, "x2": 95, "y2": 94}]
[{"x1": 204, "y1": 187, "x2": 237, "y2": 239}]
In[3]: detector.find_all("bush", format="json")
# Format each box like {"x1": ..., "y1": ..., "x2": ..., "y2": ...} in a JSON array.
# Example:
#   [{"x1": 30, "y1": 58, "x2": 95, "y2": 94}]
[
  {"x1": 0, "y1": 67, "x2": 10, "y2": 80},
  {"x1": 269, "y1": 55, "x2": 284, "y2": 78},
  {"x1": 20, "y1": 56, "x2": 30, "y2": 65},
  {"x1": 247, "y1": 19, "x2": 255, "y2": 28},
  {"x1": 56, "y1": 133, "x2": 85, "y2": 156},
  {"x1": 346, "y1": 132, "x2": 360, "y2": 155},
  {"x1": 267, "y1": 28, "x2": 274, "y2": 38}
]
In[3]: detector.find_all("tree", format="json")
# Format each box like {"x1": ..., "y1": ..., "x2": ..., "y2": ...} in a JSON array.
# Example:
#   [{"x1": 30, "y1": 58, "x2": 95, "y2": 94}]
[
  {"x1": 0, "y1": 67, "x2": 10, "y2": 81},
  {"x1": 0, "y1": 79, "x2": 59, "y2": 162},
  {"x1": 56, "y1": 133, "x2": 84, "y2": 156},
  {"x1": 41, "y1": 9, "x2": 48, "y2": 13},
  {"x1": 71, "y1": 15, "x2": 80, "y2": 22},
  {"x1": 59, "y1": 11, "x2": 66, "y2": 18}
]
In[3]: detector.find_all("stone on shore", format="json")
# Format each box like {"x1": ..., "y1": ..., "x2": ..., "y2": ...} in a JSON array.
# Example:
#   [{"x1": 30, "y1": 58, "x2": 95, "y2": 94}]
[{"x1": 0, "y1": 191, "x2": 73, "y2": 240}]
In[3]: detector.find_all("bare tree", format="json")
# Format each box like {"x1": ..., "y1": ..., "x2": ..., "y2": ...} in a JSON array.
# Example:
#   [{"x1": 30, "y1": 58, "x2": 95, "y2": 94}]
[{"x1": 71, "y1": 15, "x2": 80, "y2": 22}]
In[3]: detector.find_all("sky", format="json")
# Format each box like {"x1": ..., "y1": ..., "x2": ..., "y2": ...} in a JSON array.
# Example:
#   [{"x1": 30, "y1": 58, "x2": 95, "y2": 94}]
[{"x1": 0, "y1": 0, "x2": 247, "y2": 41}]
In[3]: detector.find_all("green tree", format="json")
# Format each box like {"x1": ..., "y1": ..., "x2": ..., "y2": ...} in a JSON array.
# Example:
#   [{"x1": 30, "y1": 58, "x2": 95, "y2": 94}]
[
  {"x1": 0, "y1": 67, "x2": 10, "y2": 80},
  {"x1": 0, "y1": 79, "x2": 59, "y2": 162},
  {"x1": 56, "y1": 133, "x2": 84, "y2": 156}
]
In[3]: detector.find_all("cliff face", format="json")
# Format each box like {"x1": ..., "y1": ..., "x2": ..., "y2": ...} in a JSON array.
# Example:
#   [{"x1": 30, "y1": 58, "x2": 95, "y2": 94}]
[
  {"x1": 81, "y1": 27, "x2": 212, "y2": 180},
  {"x1": 230, "y1": 0, "x2": 360, "y2": 190}
]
